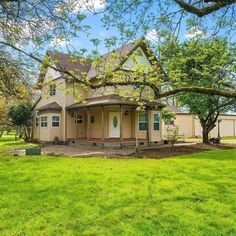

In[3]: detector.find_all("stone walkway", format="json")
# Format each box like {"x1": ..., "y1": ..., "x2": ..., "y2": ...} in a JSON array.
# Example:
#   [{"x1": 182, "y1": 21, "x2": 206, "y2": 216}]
[
  {"x1": 41, "y1": 142, "x2": 199, "y2": 157},
  {"x1": 41, "y1": 145, "x2": 136, "y2": 157},
  {"x1": 9, "y1": 142, "x2": 234, "y2": 158}
]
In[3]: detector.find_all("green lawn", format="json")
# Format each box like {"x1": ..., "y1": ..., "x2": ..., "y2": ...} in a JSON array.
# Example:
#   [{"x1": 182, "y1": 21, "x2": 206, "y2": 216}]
[
  {"x1": 0, "y1": 135, "x2": 236, "y2": 235},
  {"x1": 0, "y1": 132, "x2": 37, "y2": 152},
  {"x1": 186, "y1": 137, "x2": 236, "y2": 144}
]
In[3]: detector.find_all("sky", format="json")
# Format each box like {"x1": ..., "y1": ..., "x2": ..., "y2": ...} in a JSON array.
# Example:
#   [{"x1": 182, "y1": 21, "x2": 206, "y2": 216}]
[
  {"x1": 20, "y1": 0, "x2": 235, "y2": 62},
  {"x1": 44, "y1": 0, "x2": 235, "y2": 57}
]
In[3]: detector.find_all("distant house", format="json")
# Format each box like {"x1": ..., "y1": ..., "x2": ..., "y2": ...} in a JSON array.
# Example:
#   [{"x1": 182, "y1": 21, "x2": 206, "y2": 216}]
[{"x1": 32, "y1": 40, "x2": 165, "y2": 146}]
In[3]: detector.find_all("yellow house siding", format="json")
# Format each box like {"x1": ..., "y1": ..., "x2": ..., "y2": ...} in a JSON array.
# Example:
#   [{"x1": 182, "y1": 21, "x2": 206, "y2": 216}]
[
  {"x1": 66, "y1": 82, "x2": 87, "y2": 106},
  {"x1": 134, "y1": 110, "x2": 162, "y2": 141}
]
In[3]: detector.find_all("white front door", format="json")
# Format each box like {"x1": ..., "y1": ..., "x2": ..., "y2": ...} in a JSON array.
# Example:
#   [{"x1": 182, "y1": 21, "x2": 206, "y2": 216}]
[{"x1": 109, "y1": 112, "x2": 120, "y2": 138}]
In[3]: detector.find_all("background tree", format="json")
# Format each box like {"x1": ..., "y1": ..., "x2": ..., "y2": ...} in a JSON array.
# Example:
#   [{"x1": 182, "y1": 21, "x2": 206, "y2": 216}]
[
  {"x1": 0, "y1": 97, "x2": 11, "y2": 138},
  {"x1": 162, "y1": 108, "x2": 176, "y2": 123},
  {"x1": 160, "y1": 38, "x2": 236, "y2": 143},
  {"x1": 0, "y1": 46, "x2": 32, "y2": 99},
  {"x1": 0, "y1": 45, "x2": 33, "y2": 138},
  {"x1": 8, "y1": 103, "x2": 32, "y2": 141}
]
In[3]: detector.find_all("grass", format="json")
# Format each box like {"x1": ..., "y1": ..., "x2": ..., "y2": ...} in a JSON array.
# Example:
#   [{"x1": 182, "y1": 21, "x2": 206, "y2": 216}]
[
  {"x1": 222, "y1": 136, "x2": 236, "y2": 140},
  {"x1": 0, "y1": 132, "x2": 37, "y2": 152},
  {"x1": 0, "y1": 134, "x2": 236, "y2": 235},
  {"x1": 186, "y1": 136, "x2": 236, "y2": 144}
]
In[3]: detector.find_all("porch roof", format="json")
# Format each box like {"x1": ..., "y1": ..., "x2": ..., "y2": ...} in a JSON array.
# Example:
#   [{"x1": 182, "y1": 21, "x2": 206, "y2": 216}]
[{"x1": 66, "y1": 94, "x2": 165, "y2": 110}]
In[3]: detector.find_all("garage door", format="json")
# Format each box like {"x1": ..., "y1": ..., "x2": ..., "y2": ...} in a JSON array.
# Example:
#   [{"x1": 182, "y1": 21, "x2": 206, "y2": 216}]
[{"x1": 221, "y1": 120, "x2": 235, "y2": 137}]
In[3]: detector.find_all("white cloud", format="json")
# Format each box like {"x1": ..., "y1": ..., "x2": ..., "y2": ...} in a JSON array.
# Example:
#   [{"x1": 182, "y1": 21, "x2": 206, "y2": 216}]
[
  {"x1": 49, "y1": 37, "x2": 68, "y2": 48},
  {"x1": 186, "y1": 27, "x2": 206, "y2": 38},
  {"x1": 70, "y1": 0, "x2": 106, "y2": 13},
  {"x1": 145, "y1": 29, "x2": 161, "y2": 42}
]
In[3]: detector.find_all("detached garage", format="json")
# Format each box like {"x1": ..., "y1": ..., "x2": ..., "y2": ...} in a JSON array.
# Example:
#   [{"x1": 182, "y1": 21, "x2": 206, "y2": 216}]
[{"x1": 162, "y1": 109, "x2": 236, "y2": 138}]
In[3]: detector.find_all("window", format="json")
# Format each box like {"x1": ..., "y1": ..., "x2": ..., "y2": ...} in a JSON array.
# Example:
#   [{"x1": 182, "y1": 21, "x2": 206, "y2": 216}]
[
  {"x1": 40, "y1": 116, "x2": 48, "y2": 127},
  {"x1": 52, "y1": 116, "x2": 60, "y2": 127},
  {"x1": 75, "y1": 114, "x2": 83, "y2": 124},
  {"x1": 90, "y1": 116, "x2": 95, "y2": 124},
  {"x1": 35, "y1": 117, "x2": 39, "y2": 127},
  {"x1": 138, "y1": 113, "x2": 147, "y2": 131},
  {"x1": 49, "y1": 84, "x2": 56, "y2": 96},
  {"x1": 165, "y1": 120, "x2": 174, "y2": 125},
  {"x1": 154, "y1": 113, "x2": 160, "y2": 131}
]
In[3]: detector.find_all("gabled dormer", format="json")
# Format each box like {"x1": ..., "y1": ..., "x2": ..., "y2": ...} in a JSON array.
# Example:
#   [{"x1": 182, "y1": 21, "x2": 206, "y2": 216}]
[{"x1": 37, "y1": 51, "x2": 92, "y2": 107}]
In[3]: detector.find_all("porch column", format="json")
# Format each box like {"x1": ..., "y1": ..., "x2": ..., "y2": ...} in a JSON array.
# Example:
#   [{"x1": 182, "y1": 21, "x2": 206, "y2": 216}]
[
  {"x1": 120, "y1": 105, "x2": 123, "y2": 141},
  {"x1": 146, "y1": 109, "x2": 151, "y2": 147},
  {"x1": 87, "y1": 108, "x2": 90, "y2": 140},
  {"x1": 101, "y1": 106, "x2": 105, "y2": 141},
  {"x1": 38, "y1": 113, "x2": 41, "y2": 141},
  {"x1": 75, "y1": 111, "x2": 78, "y2": 138}
]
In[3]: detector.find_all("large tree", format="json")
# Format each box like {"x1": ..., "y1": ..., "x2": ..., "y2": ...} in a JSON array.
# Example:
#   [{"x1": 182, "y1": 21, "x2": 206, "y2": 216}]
[
  {"x1": 160, "y1": 38, "x2": 236, "y2": 143},
  {"x1": 0, "y1": 46, "x2": 31, "y2": 99},
  {"x1": 102, "y1": 0, "x2": 236, "y2": 40},
  {"x1": 0, "y1": 0, "x2": 235, "y2": 103}
]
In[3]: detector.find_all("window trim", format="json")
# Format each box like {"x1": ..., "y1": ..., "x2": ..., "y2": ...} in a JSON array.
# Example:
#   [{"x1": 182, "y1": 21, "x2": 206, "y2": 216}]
[
  {"x1": 75, "y1": 114, "x2": 83, "y2": 124},
  {"x1": 138, "y1": 113, "x2": 147, "y2": 131},
  {"x1": 49, "y1": 84, "x2": 56, "y2": 96},
  {"x1": 40, "y1": 116, "x2": 48, "y2": 128},
  {"x1": 153, "y1": 112, "x2": 160, "y2": 131},
  {"x1": 52, "y1": 115, "x2": 60, "y2": 128}
]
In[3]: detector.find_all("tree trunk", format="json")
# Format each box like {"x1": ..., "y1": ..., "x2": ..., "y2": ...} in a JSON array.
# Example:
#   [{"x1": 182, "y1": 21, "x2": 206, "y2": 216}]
[
  {"x1": 202, "y1": 128, "x2": 210, "y2": 144},
  {"x1": 0, "y1": 130, "x2": 3, "y2": 138}
]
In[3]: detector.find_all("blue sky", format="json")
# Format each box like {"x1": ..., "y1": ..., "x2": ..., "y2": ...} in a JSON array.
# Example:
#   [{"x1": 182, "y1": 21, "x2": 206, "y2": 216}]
[{"x1": 33, "y1": 0, "x2": 235, "y2": 58}]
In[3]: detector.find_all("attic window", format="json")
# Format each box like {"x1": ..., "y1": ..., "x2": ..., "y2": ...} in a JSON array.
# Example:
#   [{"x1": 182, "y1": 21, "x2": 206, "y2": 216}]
[
  {"x1": 136, "y1": 49, "x2": 143, "y2": 57},
  {"x1": 49, "y1": 84, "x2": 56, "y2": 96}
]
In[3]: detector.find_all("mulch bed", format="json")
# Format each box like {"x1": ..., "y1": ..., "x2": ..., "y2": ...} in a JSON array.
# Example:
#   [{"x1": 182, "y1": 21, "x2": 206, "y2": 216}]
[{"x1": 132, "y1": 143, "x2": 236, "y2": 159}]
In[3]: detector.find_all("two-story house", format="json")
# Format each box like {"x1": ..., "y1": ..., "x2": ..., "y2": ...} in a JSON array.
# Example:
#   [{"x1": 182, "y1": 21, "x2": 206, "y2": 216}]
[{"x1": 32, "y1": 40, "x2": 165, "y2": 147}]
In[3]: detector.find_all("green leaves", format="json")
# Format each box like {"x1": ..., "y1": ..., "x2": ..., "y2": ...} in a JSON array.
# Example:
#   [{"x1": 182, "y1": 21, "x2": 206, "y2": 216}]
[{"x1": 8, "y1": 104, "x2": 32, "y2": 127}]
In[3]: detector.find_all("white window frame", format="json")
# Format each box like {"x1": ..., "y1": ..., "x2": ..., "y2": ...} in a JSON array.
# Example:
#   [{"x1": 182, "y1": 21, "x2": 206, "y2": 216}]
[
  {"x1": 138, "y1": 113, "x2": 147, "y2": 131},
  {"x1": 75, "y1": 114, "x2": 83, "y2": 124},
  {"x1": 52, "y1": 116, "x2": 60, "y2": 127},
  {"x1": 40, "y1": 116, "x2": 48, "y2": 127},
  {"x1": 153, "y1": 113, "x2": 160, "y2": 131},
  {"x1": 49, "y1": 84, "x2": 56, "y2": 96}
]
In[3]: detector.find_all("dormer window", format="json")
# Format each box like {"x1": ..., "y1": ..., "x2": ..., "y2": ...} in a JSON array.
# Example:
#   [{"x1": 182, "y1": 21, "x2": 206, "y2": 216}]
[
  {"x1": 49, "y1": 84, "x2": 56, "y2": 96},
  {"x1": 136, "y1": 48, "x2": 143, "y2": 56}
]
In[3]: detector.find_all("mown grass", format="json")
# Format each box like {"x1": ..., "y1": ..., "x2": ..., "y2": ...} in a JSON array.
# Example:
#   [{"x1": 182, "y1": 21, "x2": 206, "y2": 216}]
[
  {"x1": 0, "y1": 132, "x2": 37, "y2": 152},
  {"x1": 0, "y1": 134, "x2": 236, "y2": 235},
  {"x1": 186, "y1": 136, "x2": 236, "y2": 144},
  {"x1": 222, "y1": 136, "x2": 236, "y2": 140}
]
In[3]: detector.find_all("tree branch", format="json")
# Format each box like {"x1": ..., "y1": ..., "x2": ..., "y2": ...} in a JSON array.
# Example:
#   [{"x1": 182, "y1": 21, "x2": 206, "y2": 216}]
[
  {"x1": 174, "y1": 0, "x2": 236, "y2": 17},
  {"x1": 158, "y1": 87, "x2": 236, "y2": 98},
  {"x1": 1, "y1": 41, "x2": 236, "y2": 100}
]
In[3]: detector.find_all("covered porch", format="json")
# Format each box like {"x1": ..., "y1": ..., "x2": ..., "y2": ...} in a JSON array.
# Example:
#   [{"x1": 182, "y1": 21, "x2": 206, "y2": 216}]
[{"x1": 66, "y1": 95, "x2": 164, "y2": 147}]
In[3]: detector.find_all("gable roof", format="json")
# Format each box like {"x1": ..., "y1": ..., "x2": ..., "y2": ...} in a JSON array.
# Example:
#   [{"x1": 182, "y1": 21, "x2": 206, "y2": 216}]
[
  {"x1": 37, "y1": 102, "x2": 62, "y2": 112},
  {"x1": 38, "y1": 52, "x2": 92, "y2": 84},
  {"x1": 87, "y1": 39, "x2": 162, "y2": 78},
  {"x1": 38, "y1": 39, "x2": 165, "y2": 85}
]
